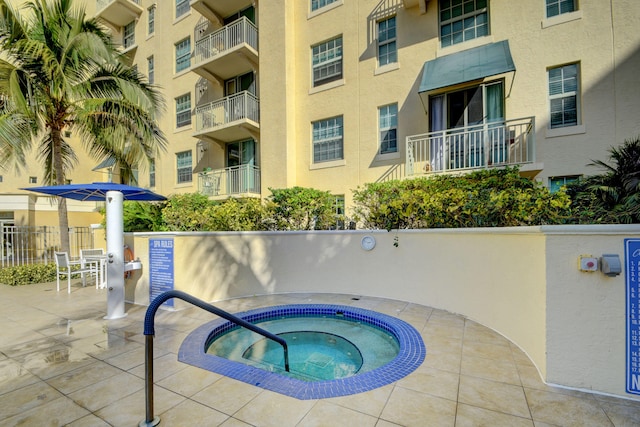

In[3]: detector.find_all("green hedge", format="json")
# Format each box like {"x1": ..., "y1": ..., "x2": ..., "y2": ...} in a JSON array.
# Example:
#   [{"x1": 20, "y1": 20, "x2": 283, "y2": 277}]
[{"x1": 0, "y1": 263, "x2": 57, "y2": 286}]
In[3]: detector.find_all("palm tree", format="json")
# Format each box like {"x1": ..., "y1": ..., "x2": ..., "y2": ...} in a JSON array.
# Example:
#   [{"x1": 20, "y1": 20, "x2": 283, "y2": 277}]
[{"x1": 0, "y1": 0, "x2": 166, "y2": 252}]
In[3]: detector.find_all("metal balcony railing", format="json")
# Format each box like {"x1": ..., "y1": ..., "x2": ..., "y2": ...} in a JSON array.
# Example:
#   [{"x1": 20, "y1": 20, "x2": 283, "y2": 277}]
[
  {"x1": 193, "y1": 16, "x2": 258, "y2": 65},
  {"x1": 198, "y1": 164, "x2": 261, "y2": 197},
  {"x1": 195, "y1": 91, "x2": 259, "y2": 131},
  {"x1": 406, "y1": 116, "x2": 535, "y2": 176}
]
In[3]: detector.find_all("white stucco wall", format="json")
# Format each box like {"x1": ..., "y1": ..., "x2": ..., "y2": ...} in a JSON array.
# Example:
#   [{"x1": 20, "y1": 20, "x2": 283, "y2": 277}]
[{"x1": 124, "y1": 225, "x2": 640, "y2": 400}]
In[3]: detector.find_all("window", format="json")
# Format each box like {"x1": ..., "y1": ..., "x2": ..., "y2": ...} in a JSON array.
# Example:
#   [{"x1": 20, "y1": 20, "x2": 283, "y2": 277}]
[
  {"x1": 0, "y1": 176, "x2": 3, "y2": 183},
  {"x1": 123, "y1": 21, "x2": 135, "y2": 49},
  {"x1": 313, "y1": 116, "x2": 343, "y2": 163},
  {"x1": 176, "y1": 151, "x2": 192, "y2": 184},
  {"x1": 148, "y1": 5, "x2": 155, "y2": 35},
  {"x1": 440, "y1": 0, "x2": 489, "y2": 48},
  {"x1": 312, "y1": 37, "x2": 342, "y2": 87},
  {"x1": 311, "y1": 0, "x2": 337, "y2": 12},
  {"x1": 378, "y1": 17, "x2": 397, "y2": 67},
  {"x1": 175, "y1": 37, "x2": 191, "y2": 73},
  {"x1": 176, "y1": 93, "x2": 191, "y2": 127},
  {"x1": 546, "y1": 0, "x2": 576, "y2": 18},
  {"x1": 379, "y1": 104, "x2": 398, "y2": 155},
  {"x1": 147, "y1": 56, "x2": 154, "y2": 84},
  {"x1": 149, "y1": 159, "x2": 156, "y2": 187},
  {"x1": 549, "y1": 175, "x2": 579, "y2": 193},
  {"x1": 548, "y1": 63, "x2": 579, "y2": 128},
  {"x1": 29, "y1": 176, "x2": 37, "y2": 184},
  {"x1": 176, "y1": 0, "x2": 190, "y2": 18}
]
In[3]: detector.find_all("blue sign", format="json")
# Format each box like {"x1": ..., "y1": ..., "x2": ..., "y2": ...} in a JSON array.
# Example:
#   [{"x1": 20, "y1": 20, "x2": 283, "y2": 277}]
[
  {"x1": 625, "y1": 239, "x2": 640, "y2": 394},
  {"x1": 149, "y1": 238, "x2": 174, "y2": 307}
]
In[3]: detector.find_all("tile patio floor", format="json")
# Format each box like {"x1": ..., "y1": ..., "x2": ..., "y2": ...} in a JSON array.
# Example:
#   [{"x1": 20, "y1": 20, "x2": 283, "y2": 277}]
[{"x1": 1, "y1": 281, "x2": 640, "y2": 426}]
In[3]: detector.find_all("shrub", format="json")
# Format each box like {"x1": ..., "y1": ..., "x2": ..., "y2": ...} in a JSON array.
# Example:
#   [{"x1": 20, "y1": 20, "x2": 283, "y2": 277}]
[
  {"x1": 0, "y1": 263, "x2": 57, "y2": 286},
  {"x1": 160, "y1": 193, "x2": 216, "y2": 231},
  {"x1": 353, "y1": 167, "x2": 571, "y2": 229},
  {"x1": 123, "y1": 201, "x2": 165, "y2": 232},
  {"x1": 203, "y1": 198, "x2": 267, "y2": 231},
  {"x1": 265, "y1": 187, "x2": 337, "y2": 230}
]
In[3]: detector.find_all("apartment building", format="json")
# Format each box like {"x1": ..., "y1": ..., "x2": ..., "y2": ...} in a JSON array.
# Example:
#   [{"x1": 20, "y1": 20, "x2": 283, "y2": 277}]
[{"x1": 3, "y1": 0, "x2": 640, "y2": 229}]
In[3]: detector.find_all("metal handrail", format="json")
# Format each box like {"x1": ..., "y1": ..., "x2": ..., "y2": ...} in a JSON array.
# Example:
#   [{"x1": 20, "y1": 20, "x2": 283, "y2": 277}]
[{"x1": 139, "y1": 290, "x2": 289, "y2": 427}]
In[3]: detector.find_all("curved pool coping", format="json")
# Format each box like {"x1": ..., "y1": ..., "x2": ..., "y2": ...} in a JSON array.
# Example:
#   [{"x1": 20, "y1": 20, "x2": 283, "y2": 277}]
[{"x1": 178, "y1": 304, "x2": 426, "y2": 400}]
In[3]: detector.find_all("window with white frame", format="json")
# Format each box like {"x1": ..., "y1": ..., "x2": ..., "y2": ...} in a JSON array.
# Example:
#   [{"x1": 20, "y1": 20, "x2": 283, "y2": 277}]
[
  {"x1": 378, "y1": 16, "x2": 397, "y2": 67},
  {"x1": 148, "y1": 5, "x2": 155, "y2": 35},
  {"x1": 176, "y1": 151, "x2": 192, "y2": 184},
  {"x1": 311, "y1": 0, "x2": 337, "y2": 12},
  {"x1": 176, "y1": 0, "x2": 190, "y2": 18},
  {"x1": 440, "y1": 0, "x2": 489, "y2": 48},
  {"x1": 313, "y1": 116, "x2": 343, "y2": 163},
  {"x1": 147, "y1": 56, "x2": 154, "y2": 84},
  {"x1": 549, "y1": 175, "x2": 579, "y2": 193},
  {"x1": 546, "y1": 0, "x2": 576, "y2": 18},
  {"x1": 176, "y1": 93, "x2": 191, "y2": 128},
  {"x1": 548, "y1": 63, "x2": 579, "y2": 128},
  {"x1": 149, "y1": 159, "x2": 156, "y2": 187},
  {"x1": 175, "y1": 37, "x2": 191, "y2": 73},
  {"x1": 379, "y1": 104, "x2": 398, "y2": 154},
  {"x1": 312, "y1": 37, "x2": 342, "y2": 87},
  {"x1": 123, "y1": 21, "x2": 135, "y2": 49}
]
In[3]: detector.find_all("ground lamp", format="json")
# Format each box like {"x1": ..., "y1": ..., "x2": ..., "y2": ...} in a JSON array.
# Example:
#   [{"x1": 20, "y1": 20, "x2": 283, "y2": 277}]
[{"x1": 22, "y1": 182, "x2": 166, "y2": 319}]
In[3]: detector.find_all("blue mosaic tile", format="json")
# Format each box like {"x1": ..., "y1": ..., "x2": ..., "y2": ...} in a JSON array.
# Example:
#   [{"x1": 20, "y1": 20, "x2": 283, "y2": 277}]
[{"x1": 178, "y1": 304, "x2": 426, "y2": 400}]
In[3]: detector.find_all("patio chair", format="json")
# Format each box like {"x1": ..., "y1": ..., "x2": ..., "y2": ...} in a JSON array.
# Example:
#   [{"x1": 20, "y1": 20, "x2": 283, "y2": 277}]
[
  {"x1": 54, "y1": 251, "x2": 98, "y2": 294},
  {"x1": 80, "y1": 248, "x2": 106, "y2": 289}
]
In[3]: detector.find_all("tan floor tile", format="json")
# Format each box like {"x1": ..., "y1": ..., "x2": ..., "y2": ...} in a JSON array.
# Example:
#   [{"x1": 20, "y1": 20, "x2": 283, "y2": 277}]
[
  {"x1": 464, "y1": 321, "x2": 512, "y2": 347},
  {"x1": 192, "y1": 376, "x2": 263, "y2": 415},
  {"x1": 128, "y1": 352, "x2": 187, "y2": 381},
  {"x1": 423, "y1": 320, "x2": 465, "y2": 340},
  {"x1": 156, "y1": 364, "x2": 223, "y2": 397},
  {"x1": 1, "y1": 336, "x2": 61, "y2": 358},
  {"x1": 525, "y1": 388, "x2": 613, "y2": 427},
  {"x1": 326, "y1": 383, "x2": 394, "y2": 418},
  {"x1": 421, "y1": 331, "x2": 464, "y2": 354},
  {"x1": 461, "y1": 339, "x2": 514, "y2": 362},
  {"x1": 19, "y1": 344, "x2": 95, "y2": 380},
  {"x1": 233, "y1": 391, "x2": 316, "y2": 427},
  {"x1": 219, "y1": 417, "x2": 254, "y2": 426},
  {"x1": 95, "y1": 384, "x2": 185, "y2": 426},
  {"x1": 0, "y1": 380, "x2": 63, "y2": 420},
  {"x1": 517, "y1": 364, "x2": 548, "y2": 390},
  {"x1": 598, "y1": 400, "x2": 640, "y2": 427},
  {"x1": 455, "y1": 403, "x2": 534, "y2": 426},
  {"x1": 461, "y1": 353, "x2": 521, "y2": 385},
  {"x1": 380, "y1": 386, "x2": 457, "y2": 427},
  {"x1": 103, "y1": 345, "x2": 167, "y2": 371},
  {"x1": 65, "y1": 413, "x2": 112, "y2": 426},
  {"x1": 299, "y1": 400, "x2": 378, "y2": 426},
  {"x1": 1, "y1": 396, "x2": 89, "y2": 426},
  {"x1": 397, "y1": 365, "x2": 460, "y2": 401},
  {"x1": 159, "y1": 398, "x2": 229, "y2": 426},
  {"x1": 68, "y1": 371, "x2": 144, "y2": 412},
  {"x1": 46, "y1": 361, "x2": 122, "y2": 394},
  {"x1": 0, "y1": 358, "x2": 40, "y2": 395},
  {"x1": 458, "y1": 375, "x2": 530, "y2": 418},
  {"x1": 421, "y1": 345, "x2": 462, "y2": 374},
  {"x1": 511, "y1": 344, "x2": 536, "y2": 367}
]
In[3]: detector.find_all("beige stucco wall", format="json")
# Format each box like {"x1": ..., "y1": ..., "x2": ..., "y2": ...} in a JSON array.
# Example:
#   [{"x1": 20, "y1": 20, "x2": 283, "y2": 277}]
[{"x1": 123, "y1": 225, "x2": 640, "y2": 400}]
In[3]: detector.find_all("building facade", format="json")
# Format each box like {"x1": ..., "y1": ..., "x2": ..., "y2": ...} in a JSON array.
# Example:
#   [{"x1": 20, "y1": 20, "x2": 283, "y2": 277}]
[{"x1": 3, "y1": 0, "x2": 640, "y2": 227}]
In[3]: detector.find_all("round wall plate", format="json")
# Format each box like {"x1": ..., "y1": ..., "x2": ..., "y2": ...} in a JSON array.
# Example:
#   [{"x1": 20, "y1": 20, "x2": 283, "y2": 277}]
[{"x1": 361, "y1": 235, "x2": 376, "y2": 251}]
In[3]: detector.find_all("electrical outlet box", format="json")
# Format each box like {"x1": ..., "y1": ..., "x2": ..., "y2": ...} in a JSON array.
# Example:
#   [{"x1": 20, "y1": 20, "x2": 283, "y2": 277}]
[{"x1": 579, "y1": 255, "x2": 598, "y2": 272}]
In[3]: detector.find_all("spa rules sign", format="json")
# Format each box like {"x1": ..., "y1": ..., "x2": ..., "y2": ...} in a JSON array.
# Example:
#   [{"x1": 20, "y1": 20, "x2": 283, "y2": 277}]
[
  {"x1": 149, "y1": 238, "x2": 175, "y2": 308},
  {"x1": 625, "y1": 239, "x2": 640, "y2": 395}
]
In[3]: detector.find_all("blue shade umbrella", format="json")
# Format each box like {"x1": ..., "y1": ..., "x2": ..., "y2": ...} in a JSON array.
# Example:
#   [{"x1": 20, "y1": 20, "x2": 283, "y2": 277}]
[
  {"x1": 22, "y1": 182, "x2": 166, "y2": 320},
  {"x1": 22, "y1": 182, "x2": 166, "y2": 201}
]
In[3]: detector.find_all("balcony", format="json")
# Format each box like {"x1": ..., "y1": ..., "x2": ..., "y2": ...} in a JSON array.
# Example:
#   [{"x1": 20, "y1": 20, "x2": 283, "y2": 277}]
[
  {"x1": 198, "y1": 165, "x2": 261, "y2": 198},
  {"x1": 95, "y1": 0, "x2": 143, "y2": 27},
  {"x1": 192, "y1": 17, "x2": 258, "y2": 82},
  {"x1": 194, "y1": 91, "x2": 259, "y2": 143},
  {"x1": 191, "y1": 0, "x2": 254, "y2": 25},
  {"x1": 406, "y1": 117, "x2": 537, "y2": 177}
]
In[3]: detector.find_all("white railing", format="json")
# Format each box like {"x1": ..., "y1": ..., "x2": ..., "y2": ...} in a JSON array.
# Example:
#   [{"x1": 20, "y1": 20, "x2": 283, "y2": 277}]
[
  {"x1": 195, "y1": 91, "x2": 259, "y2": 131},
  {"x1": 198, "y1": 165, "x2": 261, "y2": 197},
  {"x1": 406, "y1": 116, "x2": 535, "y2": 176},
  {"x1": 97, "y1": 0, "x2": 140, "y2": 10},
  {"x1": 0, "y1": 226, "x2": 95, "y2": 267},
  {"x1": 193, "y1": 16, "x2": 258, "y2": 65}
]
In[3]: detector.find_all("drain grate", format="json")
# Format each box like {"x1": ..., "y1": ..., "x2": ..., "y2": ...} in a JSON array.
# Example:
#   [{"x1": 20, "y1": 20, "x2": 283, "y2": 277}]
[{"x1": 305, "y1": 352, "x2": 333, "y2": 368}]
